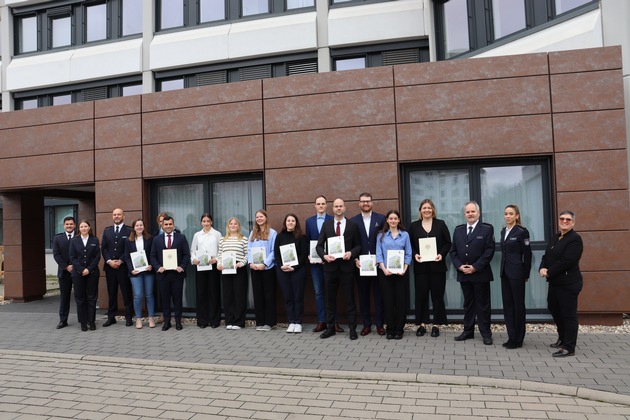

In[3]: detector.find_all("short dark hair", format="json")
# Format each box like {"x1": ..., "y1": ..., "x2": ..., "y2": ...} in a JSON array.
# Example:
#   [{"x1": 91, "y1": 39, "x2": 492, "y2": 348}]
[
  {"x1": 63, "y1": 216, "x2": 75, "y2": 223},
  {"x1": 163, "y1": 215, "x2": 174, "y2": 223}
]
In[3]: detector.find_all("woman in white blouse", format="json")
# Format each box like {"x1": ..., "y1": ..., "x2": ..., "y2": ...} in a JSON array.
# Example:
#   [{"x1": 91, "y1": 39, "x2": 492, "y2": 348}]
[
  {"x1": 190, "y1": 213, "x2": 222, "y2": 328},
  {"x1": 123, "y1": 219, "x2": 155, "y2": 329}
]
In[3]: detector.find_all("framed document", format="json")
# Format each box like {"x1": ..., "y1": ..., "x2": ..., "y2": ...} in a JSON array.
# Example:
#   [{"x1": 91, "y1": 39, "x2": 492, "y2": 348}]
[
  {"x1": 359, "y1": 254, "x2": 377, "y2": 276},
  {"x1": 163, "y1": 249, "x2": 178, "y2": 270},
  {"x1": 250, "y1": 247, "x2": 266, "y2": 265},
  {"x1": 309, "y1": 240, "x2": 322, "y2": 263},
  {"x1": 327, "y1": 236, "x2": 345, "y2": 259},
  {"x1": 418, "y1": 237, "x2": 438, "y2": 263},
  {"x1": 221, "y1": 252, "x2": 237, "y2": 274},
  {"x1": 196, "y1": 253, "x2": 213, "y2": 271},
  {"x1": 130, "y1": 250, "x2": 149, "y2": 273},
  {"x1": 280, "y1": 243, "x2": 299, "y2": 267},
  {"x1": 386, "y1": 249, "x2": 405, "y2": 274}
]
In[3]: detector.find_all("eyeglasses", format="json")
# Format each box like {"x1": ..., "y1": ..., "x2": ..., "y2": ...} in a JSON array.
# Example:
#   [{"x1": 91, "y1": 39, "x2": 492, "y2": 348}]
[
  {"x1": 359, "y1": 200, "x2": 372, "y2": 204},
  {"x1": 558, "y1": 217, "x2": 573, "y2": 222}
]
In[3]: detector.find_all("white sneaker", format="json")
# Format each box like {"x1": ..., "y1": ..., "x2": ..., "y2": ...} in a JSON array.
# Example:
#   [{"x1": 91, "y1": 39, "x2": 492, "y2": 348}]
[
  {"x1": 294, "y1": 324, "x2": 302, "y2": 333},
  {"x1": 256, "y1": 325, "x2": 263, "y2": 331},
  {"x1": 231, "y1": 325, "x2": 241, "y2": 330},
  {"x1": 261, "y1": 325, "x2": 272, "y2": 332},
  {"x1": 226, "y1": 325, "x2": 233, "y2": 330},
  {"x1": 287, "y1": 323, "x2": 295, "y2": 333}
]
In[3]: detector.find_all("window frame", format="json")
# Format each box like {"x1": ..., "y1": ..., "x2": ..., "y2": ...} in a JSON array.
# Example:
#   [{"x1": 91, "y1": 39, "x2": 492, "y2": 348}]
[{"x1": 331, "y1": 40, "x2": 430, "y2": 71}]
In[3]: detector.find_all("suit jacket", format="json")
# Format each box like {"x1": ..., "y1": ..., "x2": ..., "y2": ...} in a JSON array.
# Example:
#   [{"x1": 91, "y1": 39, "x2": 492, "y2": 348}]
[
  {"x1": 349, "y1": 212, "x2": 386, "y2": 255},
  {"x1": 450, "y1": 222, "x2": 495, "y2": 283},
  {"x1": 500, "y1": 225, "x2": 532, "y2": 280},
  {"x1": 69, "y1": 235, "x2": 101, "y2": 279},
  {"x1": 315, "y1": 218, "x2": 362, "y2": 273},
  {"x1": 539, "y1": 229, "x2": 583, "y2": 288},
  {"x1": 101, "y1": 224, "x2": 132, "y2": 269},
  {"x1": 305, "y1": 214, "x2": 333, "y2": 242},
  {"x1": 123, "y1": 236, "x2": 154, "y2": 276},
  {"x1": 150, "y1": 231, "x2": 191, "y2": 281},
  {"x1": 409, "y1": 218, "x2": 452, "y2": 273},
  {"x1": 52, "y1": 232, "x2": 75, "y2": 278}
]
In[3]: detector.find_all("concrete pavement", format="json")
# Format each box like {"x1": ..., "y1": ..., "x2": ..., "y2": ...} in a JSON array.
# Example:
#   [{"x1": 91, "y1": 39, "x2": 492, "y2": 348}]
[{"x1": 1, "y1": 293, "x2": 630, "y2": 419}]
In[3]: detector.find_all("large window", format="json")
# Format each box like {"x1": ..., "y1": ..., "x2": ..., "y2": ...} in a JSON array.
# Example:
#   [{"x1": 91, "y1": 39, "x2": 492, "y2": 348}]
[
  {"x1": 152, "y1": 175, "x2": 263, "y2": 310},
  {"x1": 14, "y1": 77, "x2": 142, "y2": 110},
  {"x1": 155, "y1": 53, "x2": 318, "y2": 91},
  {"x1": 157, "y1": 0, "x2": 314, "y2": 31},
  {"x1": 434, "y1": 0, "x2": 597, "y2": 59},
  {"x1": 14, "y1": 0, "x2": 141, "y2": 55},
  {"x1": 332, "y1": 40, "x2": 430, "y2": 71},
  {"x1": 44, "y1": 200, "x2": 78, "y2": 250},
  {"x1": 403, "y1": 159, "x2": 552, "y2": 317}
]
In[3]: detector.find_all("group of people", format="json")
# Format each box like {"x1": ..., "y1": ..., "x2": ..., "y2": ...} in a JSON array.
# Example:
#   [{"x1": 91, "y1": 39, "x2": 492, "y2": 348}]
[{"x1": 52, "y1": 196, "x2": 583, "y2": 357}]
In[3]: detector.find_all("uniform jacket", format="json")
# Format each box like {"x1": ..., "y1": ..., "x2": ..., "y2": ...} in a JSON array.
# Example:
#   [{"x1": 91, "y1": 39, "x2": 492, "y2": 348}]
[
  {"x1": 450, "y1": 222, "x2": 495, "y2": 283},
  {"x1": 101, "y1": 224, "x2": 132, "y2": 268},
  {"x1": 52, "y1": 231, "x2": 74, "y2": 278},
  {"x1": 69, "y1": 235, "x2": 101, "y2": 278},
  {"x1": 500, "y1": 225, "x2": 532, "y2": 280}
]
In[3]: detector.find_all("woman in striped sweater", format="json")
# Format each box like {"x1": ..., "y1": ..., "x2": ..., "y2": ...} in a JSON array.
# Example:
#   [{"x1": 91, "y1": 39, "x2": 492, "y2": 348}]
[{"x1": 217, "y1": 217, "x2": 249, "y2": 330}]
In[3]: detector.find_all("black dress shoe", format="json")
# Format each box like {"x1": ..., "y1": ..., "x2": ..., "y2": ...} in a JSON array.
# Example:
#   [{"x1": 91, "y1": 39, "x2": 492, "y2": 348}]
[
  {"x1": 430, "y1": 326, "x2": 440, "y2": 337},
  {"x1": 103, "y1": 319, "x2": 116, "y2": 327},
  {"x1": 416, "y1": 326, "x2": 427, "y2": 337},
  {"x1": 550, "y1": 339, "x2": 563, "y2": 348},
  {"x1": 552, "y1": 348, "x2": 575, "y2": 358},
  {"x1": 393, "y1": 334, "x2": 403, "y2": 340},
  {"x1": 504, "y1": 341, "x2": 518, "y2": 349},
  {"x1": 312, "y1": 322, "x2": 327, "y2": 333},
  {"x1": 210, "y1": 323, "x2": 220, "y2": 329},
  {"x1": 126, "y1": 318, "x2": 133, "y2": 327},
  {"x1": 56, "y1": 321, "x2": 68, "y2": 329},
  {"x1": 88, "y1": 322, "x2": 96, "y2": 331},
  {"x1": 81, "y1": 323, "x2": 88, "y2": 332},
  {"x1": 198, "y1": 324, "x2": 207, "y2": 329},
  {"x1": 386, "y1": 333, "x2": 394, "y2": 340},
  {"x1": 502, "y1": 340, "x2": 514, "y2": 348},
  {"x1": 454, "y1": 332, "x2": 474, "y2": 341},
  {"x1": 335, "y1": 324, "x2": 344, "y2": 333},
  {"x1": 320, "y1": 329, "x2": 336, "y2": 339},
  {"x1": 176, "y1": 322, "x2": 183, "y2": 331},
  {"x1": 349, "y1": 330, "x2": 358, "y2": 340},
  {"x1": 162, "y1": 323, "x2": 171, "y2": 331},
  {"x1": 483, "y1": 337, "x2": 493, "y2": 345}
]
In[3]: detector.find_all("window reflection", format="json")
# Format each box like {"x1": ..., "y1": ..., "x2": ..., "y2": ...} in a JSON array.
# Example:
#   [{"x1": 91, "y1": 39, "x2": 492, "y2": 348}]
[
  {"x1": 160, "y1": 79, "x2": 185, "y2": 91},
  {"x1": 287, "y1": 0, "x2": 314, "y2": 8},
  {"x1": 122, "y1": 0, "x2": 143, "y2": 36},
  {"x1": 19, "y1": 16, "x2": 38, "y2": 53},
  {"x1": 555, "y1": 0, "x2": 592, "y2": 14},
  {"x1": 21, "y1": 99, "x2": 39, "y2": 110},
  {"x1": 492, "y1": 0, "x2": 526, "y2": 39},
  {"x1": 242, "y1": 0, "x2": 269, "y2": 16},
  {"x1": 443, "y1": 0, "x2": 469, "y2": 58},
  {"x1": 200, "y1": 0, "x2": 225, "y2": 22},
  {"x1": 122, "y1": 84, "x2": 143, "y2": 96},
  {"x1": 52, "y1": 95, "x2": 72, "y2": 106},
  {"x1": 161, "y1": 0, "x2": 184, "y2": 29},
  {"x1": 335, "y1": 57, "x2": 366, "y2": 71},
  {"x1": 86, "y1": 3, "x2": 107, "y2": 42},
  {"x1": 51, "y1": 16, "x2": 71, "y2": 48}
]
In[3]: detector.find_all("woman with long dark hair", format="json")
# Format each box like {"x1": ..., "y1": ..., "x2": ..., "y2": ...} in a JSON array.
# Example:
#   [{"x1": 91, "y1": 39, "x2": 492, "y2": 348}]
[{"x1": 124, "y1": 219, "x2": 155, "y2": 329}]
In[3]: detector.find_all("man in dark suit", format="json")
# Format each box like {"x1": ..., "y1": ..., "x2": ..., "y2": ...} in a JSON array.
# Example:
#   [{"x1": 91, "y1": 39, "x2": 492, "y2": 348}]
[
  {"x1": 449, "y1": 201, "x2": 496, "y2": 345},
  {"x1": 305, "y1": 195, "x2": 334, "y2": 333},
  {"x1": 150, "y1": 215, "x2": 191, "y2": 331},
  {"x1": 101, "y1": 208, "x2": 133, "y2": 327},
  {"x1": 316, "y1": 198, "x2": 362, "y2": 340},
  {"x1": 52, "y1": 216, "x2": 76, "y2": 329},
  {"x1": 350, "y1": 192, "x2": 386, "y2": 336}
]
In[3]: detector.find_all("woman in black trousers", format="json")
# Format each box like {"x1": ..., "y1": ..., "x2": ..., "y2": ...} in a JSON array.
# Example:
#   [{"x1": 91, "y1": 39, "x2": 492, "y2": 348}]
[
  {"x1": 409, "y1": 199, "x2": 452, "y2": 338},
  {"x1": 500, "y1": 204, "x2": 532, "y2": 349},
  {"x1": 539, "y1": 210, "x2": 583, "y2": 358},
  {"x1": 69, "y1": 220, "x2": 101, "y2": 332}
]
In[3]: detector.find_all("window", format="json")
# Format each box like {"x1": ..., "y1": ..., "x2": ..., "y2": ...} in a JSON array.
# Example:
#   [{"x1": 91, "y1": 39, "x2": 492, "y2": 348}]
[
  {"x1": 151, "y1": 175, "x2": 263, "y2": 310},
  {"x1": 14, "y1": 0, "x2": 141, "y2": 55},
  {"x1": 332, "y1": 41, "x2": 429, "y2": 71},
  {"x1": 434, "y1": 0, "x2": 598, "y2": 60},
  {"x1": 330, "y1": 0, "x2": 392, "y2": 5},
  {"x1": 403, "y1": 159, "x2": 552, "y2": 316},
  {"x1": 156, "y1": 0, "x2": 314, "y2": 31},
  {"x1": 44, "y1": 201, "x2": 78, "y2": 250},
  {"x1": 155, "y1": 53, "x2": 318, "y2": 91},
  {"x1": 14, "y1": 77, "x2": 142, "y2": 110}
]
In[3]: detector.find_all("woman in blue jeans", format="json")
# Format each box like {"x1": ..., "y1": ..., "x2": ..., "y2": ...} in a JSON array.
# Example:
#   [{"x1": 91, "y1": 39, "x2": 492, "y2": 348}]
[{"x1": 124, "y1": 219, "x2": 155, "y2": 328}]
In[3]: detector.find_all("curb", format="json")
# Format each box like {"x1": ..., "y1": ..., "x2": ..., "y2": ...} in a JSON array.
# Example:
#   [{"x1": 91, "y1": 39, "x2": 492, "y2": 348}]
[{"x1": 3, "y1": 348, "x2": 630, "y2": 406}]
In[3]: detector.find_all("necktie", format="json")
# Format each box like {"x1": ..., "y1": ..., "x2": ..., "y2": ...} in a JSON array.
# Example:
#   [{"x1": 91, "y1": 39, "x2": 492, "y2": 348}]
[
  {"x1": 68, "y1": 234, "x2": 72, "y2": 241},
  {"x1": 167, "y1": 234, "x2": 172, "y2": 249},
  {"x1": 115, "y1": 225, "x2": 119, "y2": 235},
  {"x1": 467, "y1": 226, "x2": 472, "y2": 238},
  {"x1": 336, "y1": 221, "x2": 341, "y2": 236}
]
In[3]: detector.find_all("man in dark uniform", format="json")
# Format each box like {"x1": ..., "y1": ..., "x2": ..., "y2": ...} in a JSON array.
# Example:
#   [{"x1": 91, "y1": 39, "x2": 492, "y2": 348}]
[
  {"x1": 52, "y1": 216, "x2": 76, "y2": 329},
  {"x1": 101, "y1": 208, "x2": 133, "y2": 327},
  {"x1": 450, "y1": 201, "x2": 495, "y2": 345}
]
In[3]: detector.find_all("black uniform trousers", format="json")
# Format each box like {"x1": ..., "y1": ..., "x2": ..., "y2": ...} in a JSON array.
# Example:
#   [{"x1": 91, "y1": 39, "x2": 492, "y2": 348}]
[
  {"x1": 251, "y1": 268, "x2": 277, "y2": 327},
  {"x1": 58, "y1": 271, "x2": 73, "y2": 323},
  {"x1": 73, "y1": 272, "x2": 99, "y2": 325},
  {"x1": 105, "y1": 265, "x2": 133, "y2": 320},
  {"x1": 379, "y1": 270, "x2": 409, "y2": 335},
  {"x1": 460, "y1": 281, "x2": 491, "y2": 338},
  {"x1": 501, "y1": 276, "x2": 526, "y2": 345},
  {"x1": 195, "y1": 264, "x2": 221, "y2": 327},
  {"x1": 547, "y1": 281, "x2": 582, "y2": 353},
  {"x1": 221, "y1": 267, "x2": 248, "y2": 328}
]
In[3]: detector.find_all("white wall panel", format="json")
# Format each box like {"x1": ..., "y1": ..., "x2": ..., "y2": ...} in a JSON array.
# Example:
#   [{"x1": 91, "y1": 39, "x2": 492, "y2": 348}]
[
  {"x1": 6, "y1": 51, "x2": 73, "y2": 91},
  {"x1": 328, "y1": 0, "x2": 426, "y2": 48}
]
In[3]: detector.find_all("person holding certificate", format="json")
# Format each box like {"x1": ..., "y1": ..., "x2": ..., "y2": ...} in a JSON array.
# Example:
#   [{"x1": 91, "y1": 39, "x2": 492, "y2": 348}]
[
  {"x1": 190, "y1": 213, "x2": 222, "y2": 329},
  {"x1": 376, "y1": 210, "x2": 412, "y2": 340},
  {"x1": 274, "y1": 213, "x2": 309, "y2": 333},
  {"x1": 69, "y1": 220, "x2": 100, "y2": 332},
  {"x1": 248, "y1": 209, "x2": 278, "y2": 331},
  {"x1": 409, "y1": 199, "x2": 452, "y2": 338},
  {"x1": 149, "y1": 216, "x2": 191, "y2": 331},
  {"x1": 500, "y1": 205, "x2": 532, "y2": 349},
  {"x1": 539, "y1": 210, "x2": 583, "y2": 358},
  {"x1": 124, "y1": 219, "x2": 155, "y2": 329},
  {"x1": 217, "y1": 217, "x2": 249, "y2": 330}
]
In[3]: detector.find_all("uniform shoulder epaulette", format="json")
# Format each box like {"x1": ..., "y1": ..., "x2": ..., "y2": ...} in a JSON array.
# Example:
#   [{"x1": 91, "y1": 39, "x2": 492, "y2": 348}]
[
  {"x1": 455, "y1": 224, "x2": 466, "y2": 229},
  {"x1": 481, "y1": 222, "x2": 493, "y2": 227}
]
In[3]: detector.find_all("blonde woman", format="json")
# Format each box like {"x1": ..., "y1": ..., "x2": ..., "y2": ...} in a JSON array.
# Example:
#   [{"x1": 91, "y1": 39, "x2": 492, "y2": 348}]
[
  {"x1": 217, "y1": 217, "x2": 249, "y2": 330},
  {"x1": 248, "y1": 209, "x2": 277, "y2": 331}
]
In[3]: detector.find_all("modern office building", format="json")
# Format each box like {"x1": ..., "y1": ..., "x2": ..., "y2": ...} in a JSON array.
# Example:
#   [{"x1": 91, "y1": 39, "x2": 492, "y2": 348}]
[{"x1": 0, "y1": 0, "x2": 628, "y2": 324}]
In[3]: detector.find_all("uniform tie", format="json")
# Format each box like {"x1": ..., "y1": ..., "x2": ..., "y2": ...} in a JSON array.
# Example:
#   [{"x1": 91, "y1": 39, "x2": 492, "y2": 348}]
[{"x1": 336, "y1": 221, "x2": 341, "y2": 236}]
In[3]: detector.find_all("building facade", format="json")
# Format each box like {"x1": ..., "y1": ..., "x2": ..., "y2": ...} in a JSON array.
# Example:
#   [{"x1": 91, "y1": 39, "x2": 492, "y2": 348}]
[{"x1": 0, "y1": 0, "x2": 628, "y2": 324}]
